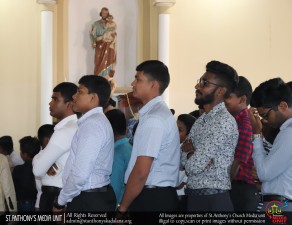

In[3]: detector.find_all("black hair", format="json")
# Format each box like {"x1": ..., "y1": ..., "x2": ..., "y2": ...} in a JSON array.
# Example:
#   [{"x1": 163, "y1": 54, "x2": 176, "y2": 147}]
[
  {"x1": 177, "y1": 114, "x2": 197, "y2": 135},
  {"x1": 104, "y1": 98, "x2": 117, "y2": 109},
  {"x1": 189, "y1": 110, "x2": 200, "y2": 118},
  {"x1": 0, "y1": 136, "x2": 13, "y2": 155},
  {"x1": 287, "y1": 81, "x2": 292, "y2": 91},
  {"x1": 136, "y1": 60, "x2": 170, "y2": 94},
  {"x1": 53, "y1": 82, "x2": 78, "y2": 103},
  {"x1": 78, "y1": 75, "x2": 111, "y2": 107},
  {"x1": 250, "y1": 78, "x2": 292, "y2": 108},
  {"x1": 233, "y1": 76, "x2": 253, "y2": 105},
  {"x1": 206, "y1": 60, "x2": 239, "y2": 98},
  {"x1": 37, "y1": 124, "x2": 55, "y2": 147},
  {"x1": 19, "y1": 136, "x2": 41, "y2": 159},
  {"x1": 105, "y1": 109, "x2": 127, "y2": 136}
]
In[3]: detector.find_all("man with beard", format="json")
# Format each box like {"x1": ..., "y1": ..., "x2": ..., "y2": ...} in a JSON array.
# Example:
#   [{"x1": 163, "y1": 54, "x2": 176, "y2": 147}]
[{"x1": 181, "y1": 60, "x2": 239, "y2": 211}]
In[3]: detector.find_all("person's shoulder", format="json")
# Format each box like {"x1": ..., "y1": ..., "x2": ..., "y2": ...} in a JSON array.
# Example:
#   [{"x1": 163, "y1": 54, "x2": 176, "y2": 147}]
[
  {"x1": 0, "y1": 153, "x2": 7, "y2": 161},
  {"x1": 216, "y1": 109, "x2": 237, "y2": 128},
  {"x1": 0, "y1": 154, "x2": 9, "y2": 168}
]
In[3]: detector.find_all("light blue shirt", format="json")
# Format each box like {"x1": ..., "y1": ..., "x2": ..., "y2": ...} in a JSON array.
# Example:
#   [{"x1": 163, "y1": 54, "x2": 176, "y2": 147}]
[
  {"x1": 253, "y1": 118, "x2": 292, "y2": 199},
  {"x1": 110, "y1": 137, "x2": 131, "y2": 203},
  {"x1": 58, "y1": 107, "x2": 114, "y2": 205},
  {"x1": 125, "y1": 96, "x2": 180, "y2": 187}
]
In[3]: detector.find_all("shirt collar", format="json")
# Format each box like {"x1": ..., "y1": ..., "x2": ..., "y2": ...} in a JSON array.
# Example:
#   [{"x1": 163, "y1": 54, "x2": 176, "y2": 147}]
[
  {"x1": 114, "y1": 137, "x2": 129, "y2": 148},
  {"x1": 280, "y1": 117, "x2": 292, "y2": 130},
  {"x1": 78, "y1": 107, "x2": 103, "y2": 125},
  {"x1": 234, "y1": 108, "x2": 248, "y2": 121},
  {"x1": 139, "y1": 96, "x2": 163, "y2": 116},
  {"x1": 55, "y1": 114, "x2": 78, "y2": 130},
  {"x1": 201, "y1": 102, "x2": 226, "y2": 121}
]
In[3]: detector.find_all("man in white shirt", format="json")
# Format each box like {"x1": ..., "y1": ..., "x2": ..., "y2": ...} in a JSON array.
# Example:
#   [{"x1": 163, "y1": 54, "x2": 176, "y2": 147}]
[
  {"x1": 33, "y1": 82, "x2": 78, "y2": 211},
  {"x1": 249, "y1": 78, "x2": 292, "y2": 211},
  {"x1": 53, "y1": 75, "x2": 116, "y2": 212},
  {"x1": 118, "y1": 60, "x2": 180, "y2": 214}
]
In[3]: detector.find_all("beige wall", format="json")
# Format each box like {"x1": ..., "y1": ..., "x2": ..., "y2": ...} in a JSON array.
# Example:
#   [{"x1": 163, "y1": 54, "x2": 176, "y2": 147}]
[
  {"x1": 0, "y1": 0, "x2": 42, "y2": 149},
  {"x1": 168, "y1": 0, "x2": 292, "y2": 116}
]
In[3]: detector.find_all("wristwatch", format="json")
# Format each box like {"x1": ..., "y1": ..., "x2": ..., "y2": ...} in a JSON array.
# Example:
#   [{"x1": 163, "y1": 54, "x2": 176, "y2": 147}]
[
  {"x1": 252, "y1": 133, "x2": 262, "y2": 141},
  {"x1": 116, "y1": 204, "x2": 128, "y2": 215}
]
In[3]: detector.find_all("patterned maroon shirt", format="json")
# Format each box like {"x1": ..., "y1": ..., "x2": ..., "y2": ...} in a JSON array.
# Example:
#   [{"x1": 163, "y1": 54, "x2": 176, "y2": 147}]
[{"x1": 234, "y1": 108, "x2": 255, "y2": 184}]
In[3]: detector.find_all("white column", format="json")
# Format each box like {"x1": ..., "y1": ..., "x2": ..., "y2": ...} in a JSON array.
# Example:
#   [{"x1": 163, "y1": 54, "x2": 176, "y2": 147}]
[
  {"x1": 40, "y1": 10, "x2": 53, "y2": 124},
  {"x1": 154, "y1": 0, "x2": 175, "y2": 106}
]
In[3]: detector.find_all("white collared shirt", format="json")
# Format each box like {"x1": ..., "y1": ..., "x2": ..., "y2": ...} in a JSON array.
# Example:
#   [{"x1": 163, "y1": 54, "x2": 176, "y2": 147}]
[
  {"x1": 33, "y1": 114, "x2": 78, "y2": 188},
  {"x1": 125, "y1": 96, "x2": 180, "y2": 187},
  {"x1": 253, "y1": 118, "x2": 292, "y2": 199},
  {"x1": 58, "y1": 107, "x2": 114, "y2": 205}
]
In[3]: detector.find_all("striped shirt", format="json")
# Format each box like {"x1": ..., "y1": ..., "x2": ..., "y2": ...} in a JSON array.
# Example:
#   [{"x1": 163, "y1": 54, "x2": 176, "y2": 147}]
[
  {"x1": 233, "y1": 108, "x2": 254, "y2": 184},
  {"x1": 58, "y1": 107, "x2": 114, "y2": 206}
]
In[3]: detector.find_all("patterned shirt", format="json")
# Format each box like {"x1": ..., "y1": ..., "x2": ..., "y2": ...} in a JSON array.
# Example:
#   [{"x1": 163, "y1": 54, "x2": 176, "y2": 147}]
[
  {"x1": 182, "y1": 102, "x2": 238, "y2": 190},
  {"x1": 233, "y1": 108, "x2": 254, "y2": 184}
]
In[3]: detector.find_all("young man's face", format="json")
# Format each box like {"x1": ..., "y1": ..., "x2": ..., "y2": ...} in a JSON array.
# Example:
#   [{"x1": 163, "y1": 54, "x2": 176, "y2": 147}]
[
  {"x1": 194, "y1": 72, "x2": 220, "y2": 107},
  {"x1": 73, "y1": 85, "x2": 96, "y2": 114},
  {"x1": 131, "y1": 71, "x2": 154, "y2": 104},
  {"x1": 257, "y1": 106, "x2": 283, "y2": 129},
  {"x1": 225, "y1": 93, "x2": 242, "y2": 116},
  {"x1": 49, "y1": 92, "x2": 69, "y2": 120},
  {"x1": 177, "y1": 120, "x2": 188, "y2": 143}
]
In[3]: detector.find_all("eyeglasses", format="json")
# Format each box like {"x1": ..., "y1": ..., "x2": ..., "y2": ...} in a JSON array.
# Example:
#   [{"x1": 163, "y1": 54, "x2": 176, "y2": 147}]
[
  {"x1": 197, "y1": 78, "x2": 222, "y2": 88},
  {"x1": 260, "y1": 108, "x2": 273, "y2": 120}
]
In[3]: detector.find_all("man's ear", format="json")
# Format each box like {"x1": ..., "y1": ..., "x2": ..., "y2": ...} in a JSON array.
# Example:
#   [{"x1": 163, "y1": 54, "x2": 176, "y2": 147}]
[
  {"x1": 66, "y1": 101, "x2": 73, "y2": 110},
  {"x1": 216, "y1": 86, "x2": 227, "y2": 98},
  {"x1": 91, "y1": 93, "x2": 100, "y2": 106},
  {"x1": 278, "y1": 101, "x2": 289, "y2": 112},
  {"x1": 239, "y1": 95, "x2": 247, "y2": 104},
  {"x1": 152, "y1": 80, "x2": 160, "y2": 94}
]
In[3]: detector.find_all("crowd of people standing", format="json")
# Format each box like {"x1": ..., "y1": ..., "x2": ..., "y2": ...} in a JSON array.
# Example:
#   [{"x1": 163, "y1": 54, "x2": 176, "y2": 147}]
[{"x1": 1, "y1": 59, "x2": 292, "y2": 224}]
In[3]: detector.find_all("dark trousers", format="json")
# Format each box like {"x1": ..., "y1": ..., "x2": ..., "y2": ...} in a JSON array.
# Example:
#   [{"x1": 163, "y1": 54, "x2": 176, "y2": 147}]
[
  {"x1": 17, "y1": 200, "x2": 36, "y2": 212},
  {"x1": 187, "y1": 191, "x2": 233, "y2": 212},
  {"x1": 39, "y1": 186, "x2": 61, "y2": 212},
  {"x1": 129, "y1": 187, "x2": 178, "y2": 211},
  {"x1": 177, "y1": 195, "x2": 187, "y2": 211},
  {"x1": 67, "y1": 185, "x2": 116, "y2": 212},
  {"x1": 230, "y1": 181, "x2": 260, "y2": 212}
]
